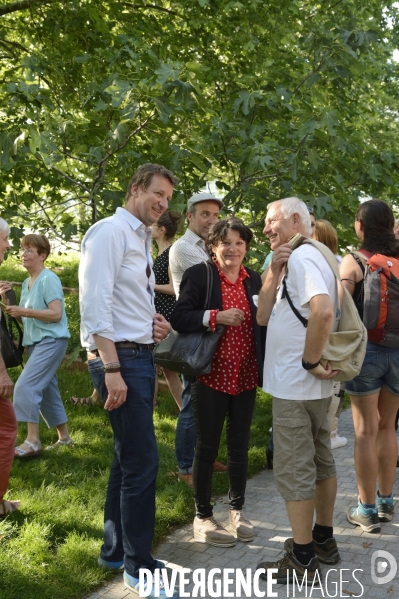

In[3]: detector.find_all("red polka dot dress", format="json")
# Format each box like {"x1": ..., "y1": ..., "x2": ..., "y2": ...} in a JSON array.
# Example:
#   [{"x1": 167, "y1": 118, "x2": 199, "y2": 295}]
[{"x1": 198, "y1": 262, "x2": 258, "y2": 394}]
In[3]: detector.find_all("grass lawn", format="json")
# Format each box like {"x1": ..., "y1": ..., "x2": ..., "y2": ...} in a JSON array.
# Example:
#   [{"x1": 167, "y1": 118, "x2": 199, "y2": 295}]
[{"x1": 0, "y1": 364, "x2": 272, "y2": 599}]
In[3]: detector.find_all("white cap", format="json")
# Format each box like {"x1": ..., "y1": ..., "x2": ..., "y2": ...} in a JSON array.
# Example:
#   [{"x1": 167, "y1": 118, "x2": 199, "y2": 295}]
[{"x1": 187, "y1": 192, "x2": 224, "y2": 212}]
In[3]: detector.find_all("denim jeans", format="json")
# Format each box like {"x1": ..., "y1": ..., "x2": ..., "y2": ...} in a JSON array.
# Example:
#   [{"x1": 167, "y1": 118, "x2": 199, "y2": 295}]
[
  {"x1": 88, "y1": 347, "x2": 158, "y2": 578},
  {"x1": 175, "y1": 375, "x2": 196, "y2": 474}
]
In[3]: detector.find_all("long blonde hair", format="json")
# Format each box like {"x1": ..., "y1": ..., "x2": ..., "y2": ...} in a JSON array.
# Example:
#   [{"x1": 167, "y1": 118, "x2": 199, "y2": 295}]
[{"x1": 314, "y1": 219, "x2": 338, "y2": 254}]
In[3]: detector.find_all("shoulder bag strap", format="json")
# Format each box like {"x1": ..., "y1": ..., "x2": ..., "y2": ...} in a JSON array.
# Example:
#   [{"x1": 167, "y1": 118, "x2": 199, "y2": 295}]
[{"x1": 203, "y1": 261, "x2": 213, "y2": 310}]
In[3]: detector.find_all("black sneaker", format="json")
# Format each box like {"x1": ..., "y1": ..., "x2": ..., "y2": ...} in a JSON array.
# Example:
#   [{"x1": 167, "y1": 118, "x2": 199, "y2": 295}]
[
  {"x1": 257, "y1": 551, "x2": 321, "y2": 585},
  {"x1": 284, "y1": 536, "x2": 340, "y2": 565},
  {"x1": 376, "y1": 494, "x2": 394, "y2": 522},
  {"x1": 347, "y1": 505, "x2": 380, "y2": 533}
]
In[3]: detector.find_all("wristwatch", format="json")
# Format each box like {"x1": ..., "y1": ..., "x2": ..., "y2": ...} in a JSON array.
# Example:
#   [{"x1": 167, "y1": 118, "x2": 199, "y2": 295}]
[{"x1": 302, "y1": 359, "x2": 320, "y2": 370}]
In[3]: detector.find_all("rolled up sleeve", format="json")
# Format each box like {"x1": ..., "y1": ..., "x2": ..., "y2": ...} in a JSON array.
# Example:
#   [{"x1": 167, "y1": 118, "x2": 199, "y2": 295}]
[{"x1": 79, "y1": 222, "x2": 124, "y2": 347}]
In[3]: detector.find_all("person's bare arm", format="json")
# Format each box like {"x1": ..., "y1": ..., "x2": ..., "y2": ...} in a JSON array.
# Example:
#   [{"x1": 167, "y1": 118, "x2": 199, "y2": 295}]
[
  {"x1": 257, "y1": 243, "x2": 292, "y2": 325},
  {"x1": 5, "y1": 299, "x2": 62, "y2": 323},
  {"x1": 261, "y1": 267, "x2": 268, "y2": 283},
  {"x1": 154, "y1": 266, "x2": 175, "y2": 296},
  {"x1": 303, "y1": 293, "x2": 338, "y2": 380},
  {"x1": 92, "y1": 335, "x2": 127, "y2": 411},
  {"x1": 339, "y1": 253, "x2": 364, "y2": 296}
]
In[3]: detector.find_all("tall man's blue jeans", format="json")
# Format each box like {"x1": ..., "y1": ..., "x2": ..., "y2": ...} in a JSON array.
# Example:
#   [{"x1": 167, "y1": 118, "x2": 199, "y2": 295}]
[
  {"x1": 175, "y1": 375, "x2": 196, "y2": 474},
  {"x1": 88, "y1": 347, "x2": 159, "y2": 578}
]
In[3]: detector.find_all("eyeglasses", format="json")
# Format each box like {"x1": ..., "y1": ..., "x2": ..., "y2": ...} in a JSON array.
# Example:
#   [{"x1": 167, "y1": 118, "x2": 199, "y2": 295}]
[{"x1": 20, "y1": 248, "x2": 36, "y2": 255}]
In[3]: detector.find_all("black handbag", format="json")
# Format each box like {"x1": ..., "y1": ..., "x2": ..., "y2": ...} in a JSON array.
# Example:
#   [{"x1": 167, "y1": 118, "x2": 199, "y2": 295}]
[
  {"x1": 0, "y1": 290, "x2": 24, "y2": 368},
  {"x1": 153, "y1": 261, "x2": 225, "y2": 376}
]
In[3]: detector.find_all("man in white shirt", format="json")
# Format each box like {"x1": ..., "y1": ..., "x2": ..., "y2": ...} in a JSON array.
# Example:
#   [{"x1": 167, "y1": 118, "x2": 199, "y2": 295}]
[
  {"x1": 79, "y1": 163, "x2": 178, "y2": 599},
  {"x1": 256, "y1": 197, "x2": 340, "y2": 586},
  {"x1": 169, "y1": 192, "x2": 223, "y2": 484}
]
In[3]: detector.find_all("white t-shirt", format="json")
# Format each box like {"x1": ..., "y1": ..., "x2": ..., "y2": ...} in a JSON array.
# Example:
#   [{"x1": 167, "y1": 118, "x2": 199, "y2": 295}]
[{"x1": 263, "y1": 244, "x2": 338, "y2": 400}]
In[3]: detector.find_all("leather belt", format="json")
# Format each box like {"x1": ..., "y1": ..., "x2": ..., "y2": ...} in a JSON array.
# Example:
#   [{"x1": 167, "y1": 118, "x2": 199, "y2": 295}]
[
  {"x1": 89, "y1": 342, "x2": 155, "y2": 357},
  {"x1": 115, "y1": 341, "x2": 155, "y2": 350}
]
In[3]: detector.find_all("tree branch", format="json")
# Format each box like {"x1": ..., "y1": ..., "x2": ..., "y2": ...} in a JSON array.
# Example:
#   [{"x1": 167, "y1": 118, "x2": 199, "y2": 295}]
[
  {"x1": 123, "y1": 2, "x2": 182, "y2": 17},
  {"x1": 292, "y1": 53, "x2": 330, "y2": 95},
  {"x1": 50, "y1": 165, "x2": 91, "y2": 194},
  {"x1": 0, "y1": 0, "x2": 54, "y2": 17},
  {"x1": 87, "y1": 110, "x2": 156, "y2": 222}
]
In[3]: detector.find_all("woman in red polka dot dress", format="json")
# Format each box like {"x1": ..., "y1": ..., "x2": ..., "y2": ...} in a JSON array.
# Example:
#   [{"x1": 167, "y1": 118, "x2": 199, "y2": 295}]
[{"x1": 170, "y1": 217, "x2": 265, "y2": 548}]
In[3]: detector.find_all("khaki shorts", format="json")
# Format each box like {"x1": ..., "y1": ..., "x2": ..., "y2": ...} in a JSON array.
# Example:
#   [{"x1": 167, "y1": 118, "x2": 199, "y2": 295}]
[{"x1": 273, "y1": 396, "x2": 336, "y2": 502}]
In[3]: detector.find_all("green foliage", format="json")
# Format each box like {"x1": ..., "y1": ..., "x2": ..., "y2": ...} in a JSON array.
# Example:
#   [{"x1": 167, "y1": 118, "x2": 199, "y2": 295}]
[
  {"x1": 0, "y1": 368, "x2": 272, "y2": 599},
  {"x1": 64, "y1": 294, "x2": 81, "y2": 354},
  {"x1": 0, "y1": 0, "x2": 398, "y2": 252}
]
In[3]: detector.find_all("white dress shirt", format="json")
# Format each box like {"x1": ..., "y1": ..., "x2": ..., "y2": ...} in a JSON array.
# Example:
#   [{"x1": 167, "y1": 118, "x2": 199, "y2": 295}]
[
  {"x1": 169, "y1": 228, "x2": 209, "y2": 298},
  {"x1": 79, "y1": 207, "x2": 155, "y2": 350}
]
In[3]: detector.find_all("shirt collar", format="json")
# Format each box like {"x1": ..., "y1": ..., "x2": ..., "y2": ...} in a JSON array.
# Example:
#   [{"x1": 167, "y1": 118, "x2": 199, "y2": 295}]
[
  {"x1": 214, "y1": 260, "x2": 249, "y2": 285},
  {"x1": 183, "y1": 228, "x2": 206, "y2": 246},
  {"x1": 116, "y1": 207, "x2": 150, "y2": 233}
]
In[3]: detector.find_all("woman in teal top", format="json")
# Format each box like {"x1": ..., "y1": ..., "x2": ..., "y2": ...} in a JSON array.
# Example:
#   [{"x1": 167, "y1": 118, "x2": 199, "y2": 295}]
[{"x1": 2, "y1": 234, "x2": 72, "y2": 458}]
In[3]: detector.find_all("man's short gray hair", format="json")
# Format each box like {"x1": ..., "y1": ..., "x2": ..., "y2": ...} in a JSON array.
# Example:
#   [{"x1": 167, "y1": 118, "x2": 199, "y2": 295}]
[
  {"x1": 267, "y1": 197, "x2": 312, "y2": 236},
  {"x1": 0, "y1": 218, "x2": 10, "y2": 235}
]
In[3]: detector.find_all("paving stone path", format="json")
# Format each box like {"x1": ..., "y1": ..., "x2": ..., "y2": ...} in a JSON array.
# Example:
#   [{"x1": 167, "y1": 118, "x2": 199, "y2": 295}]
[{"x1": 85, "y1": 408, "x2": 399, "y2": 599}]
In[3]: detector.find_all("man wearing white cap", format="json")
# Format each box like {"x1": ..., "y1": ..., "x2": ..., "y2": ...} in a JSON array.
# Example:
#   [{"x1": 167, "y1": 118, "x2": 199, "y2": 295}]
[{"x1": 169, "y1": 192, "x2": 224, "y2": 485}]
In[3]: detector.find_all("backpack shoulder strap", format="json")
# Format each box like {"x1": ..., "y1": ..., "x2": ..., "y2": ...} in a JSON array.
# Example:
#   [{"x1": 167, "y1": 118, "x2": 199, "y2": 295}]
[
  {"x1": 301, "y1": 238, "x2": 341, "y2": 280},
  {"x1": 287, "y1": 236, "x2": 341, "y2": 331},
  {"x1": 350, "y1": 251, "x2": 366, "y2": 275},
  {"x1": 281, "y1": 276, "x2": 308, "y2": 328}
]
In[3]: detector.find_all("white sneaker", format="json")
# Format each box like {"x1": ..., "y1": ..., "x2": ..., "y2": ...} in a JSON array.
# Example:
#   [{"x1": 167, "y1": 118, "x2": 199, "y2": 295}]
[
  {"x1": 229, "y1": 510, "x2": 254, "y2": 542},
  {"x1": 331, "y1": 435, "x2": 348, "y2": 449},
  {"x1": 193, "y1": 516, "x2": 236, "y2": 547}
]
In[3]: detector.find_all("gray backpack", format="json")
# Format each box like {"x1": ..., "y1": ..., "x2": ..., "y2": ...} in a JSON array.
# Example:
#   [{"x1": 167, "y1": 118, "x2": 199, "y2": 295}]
[{"x1": 283, "y1": 235, "x2": 367, "y2": 382}]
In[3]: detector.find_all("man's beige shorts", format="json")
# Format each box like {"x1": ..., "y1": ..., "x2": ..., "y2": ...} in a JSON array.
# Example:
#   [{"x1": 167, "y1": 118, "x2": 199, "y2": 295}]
[{"x1": 273, "y1": 396, "x2": 336, "y2": 502}]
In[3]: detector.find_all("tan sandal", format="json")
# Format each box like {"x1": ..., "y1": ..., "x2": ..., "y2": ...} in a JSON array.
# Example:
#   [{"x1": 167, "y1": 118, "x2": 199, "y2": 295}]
[
  {"x1": 70, "y1": 393, "x2": 101, "y2": 406},
  {"x1": 0, "y1": 500, "x2": 21, "y2": 518},
  {"x1": 15, "y1": 439, "x2": 42, "y2": 459}
]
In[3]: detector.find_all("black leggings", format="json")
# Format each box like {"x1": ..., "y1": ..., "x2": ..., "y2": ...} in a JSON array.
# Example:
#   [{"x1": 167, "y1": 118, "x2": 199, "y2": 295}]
[{"x1": 191, "y1": 379, "x2": 256, "y2": 518}]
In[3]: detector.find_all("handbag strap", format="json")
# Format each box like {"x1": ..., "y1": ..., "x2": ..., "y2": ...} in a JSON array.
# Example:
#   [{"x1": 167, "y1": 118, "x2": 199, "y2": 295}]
[{"x1": 203, "y1": 261, "x2": 213, "y2": 310}]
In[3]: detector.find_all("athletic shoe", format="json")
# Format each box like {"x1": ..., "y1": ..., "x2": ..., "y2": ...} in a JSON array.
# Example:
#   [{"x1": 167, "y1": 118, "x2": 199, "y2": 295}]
[
  {"x1": 284, "y1": 536, "x2": 340, "y2": 565},
  {"x1": 376, "y1": 492, "x2": 394, "y2": 522},
  {"x1": 347, "y1": 503, "x2": 380, "y2": 533},
  {"x1": 123, "y1": 567, "x2": 179, "y2": 599},
  {"x1": 193, "y1": 516, "x2": 236, "y2": 547},
  {"x1": 98, "y1": 556, "x2": 124, "y2": 570},
  {"x1": 331, "y1": 435, "x2": 348, "y2": 449},
  {"x1": 256, "y1": 551, "x2": 321, "y2": 585},
  {"x1": 229, "y1": 510, "x2": 254, "y2": 542}
]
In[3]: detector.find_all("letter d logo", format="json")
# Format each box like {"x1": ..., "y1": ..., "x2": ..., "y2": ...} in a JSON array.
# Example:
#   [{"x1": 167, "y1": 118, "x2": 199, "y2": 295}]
[{"x1": 371, "y1": 550, "x2": 397, "y2": 585}]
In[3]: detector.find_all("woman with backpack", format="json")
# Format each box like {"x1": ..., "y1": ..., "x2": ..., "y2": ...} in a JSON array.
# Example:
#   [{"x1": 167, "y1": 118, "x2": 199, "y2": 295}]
[{"x1": 340, "y1": 199, "x2": 399, "y2": 533}]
